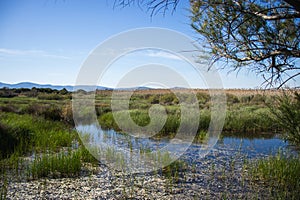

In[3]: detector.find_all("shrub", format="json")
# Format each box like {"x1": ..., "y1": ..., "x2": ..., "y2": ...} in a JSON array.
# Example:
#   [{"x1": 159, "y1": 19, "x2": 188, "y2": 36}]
[
  {"x1": 149, "y1": 94, "x2": 160, "y2": 104},
  {"x1": 251, "y1": 94, "x2": 266, "y2": 104},
  {"x1": 23, "y1": 103, "x2": 63, "y2": 121},
  {"x1": 269, "y1": 91, "x2": 300, "y2": 145},
  {"x1": 0, "y1": 104, "x2": 19, "y2": 113},
  {"x1": 37, "y1": 93, "x2": 64, "y2": 100},
  {"x1": 226, "y1": 93, "x2": 240, "y2": 104},
  {"x1": 160, "y1": 93, "x2": 176, "y2": 105},
  {"x1": 43, "y1": 104, "x2": 62, "y2": 121}
]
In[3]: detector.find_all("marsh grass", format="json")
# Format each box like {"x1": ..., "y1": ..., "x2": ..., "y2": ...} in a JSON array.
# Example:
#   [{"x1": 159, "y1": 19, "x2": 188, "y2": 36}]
[
  {"x1": 0, "y1": 111, "x2": 99, "y2": 181},
  {"x1": 97, "y1": 89, "x2": 283, "y2": 138},
  {"x1": 161, "y1": 159, "x2": 187, "y2": 183},
  {"x1": 224, "y1": 106, "x2": 276, "y2": 132},
  {"x1": 250, "y1": 153, "x2": 300, "y2": 199},
  {"x1": 28, "y1": 149, "x2": 82, "y2": 179},
  {"x1": 99, "y1": 104, "x2": 275, "y2": 142},
  {"x1": 0, "y1": 112, "x2": 76, "y2": 154}
]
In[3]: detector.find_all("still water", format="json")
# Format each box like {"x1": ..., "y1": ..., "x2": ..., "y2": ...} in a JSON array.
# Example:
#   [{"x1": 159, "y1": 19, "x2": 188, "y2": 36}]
[{"x1": 77, "y1": 124, "x2": 295, "y2": 169}]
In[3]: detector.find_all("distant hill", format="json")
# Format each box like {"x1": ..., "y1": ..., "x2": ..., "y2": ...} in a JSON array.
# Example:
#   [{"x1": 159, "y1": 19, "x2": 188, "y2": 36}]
[
  {"x1": 0, "y1": 82, "x2": 113, "y2": 91},
  {"x1": 0, "y1": 82, "x2": 75, "y2": 91},
  {"x1": 0, "y1": 82, "x2": 191, "y2": 91}
]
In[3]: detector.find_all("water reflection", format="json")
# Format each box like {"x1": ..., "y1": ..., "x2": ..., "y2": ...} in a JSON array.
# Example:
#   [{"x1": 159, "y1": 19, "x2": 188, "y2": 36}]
[{"x1": 76, "y1": 124, "x2": 295, "y2": 171}]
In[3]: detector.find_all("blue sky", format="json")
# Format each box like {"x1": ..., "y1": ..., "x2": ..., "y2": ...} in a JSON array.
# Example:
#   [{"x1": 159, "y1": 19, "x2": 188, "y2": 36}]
[{"x1": 0, "y1": 0, "x2": 278, "y2": 88}]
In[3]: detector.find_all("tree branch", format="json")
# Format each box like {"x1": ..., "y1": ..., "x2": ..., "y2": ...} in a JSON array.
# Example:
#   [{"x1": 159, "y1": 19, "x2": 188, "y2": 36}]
[{"x1": 252, "y1": 11, "x2": 300, "y2": 20}]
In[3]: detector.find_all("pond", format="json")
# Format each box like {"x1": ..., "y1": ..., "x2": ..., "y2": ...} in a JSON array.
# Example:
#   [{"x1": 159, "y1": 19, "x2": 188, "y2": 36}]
[{"x1": 76, "y1": 124, "x2": 295, "y2": 173}]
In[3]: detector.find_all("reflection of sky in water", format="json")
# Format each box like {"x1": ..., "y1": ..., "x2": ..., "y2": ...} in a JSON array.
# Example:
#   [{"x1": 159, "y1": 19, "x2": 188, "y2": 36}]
[
  {"x1": 218, "y1": 137, "x2": 288, "y2": 157},
  {"x1": 77, "y1": 124, "x2": 296, "y2": 168}
]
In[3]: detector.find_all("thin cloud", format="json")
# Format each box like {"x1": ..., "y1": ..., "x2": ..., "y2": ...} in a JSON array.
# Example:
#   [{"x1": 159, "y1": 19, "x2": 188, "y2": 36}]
[
  {"x1": 145, "y1": 50, "x2": 182, "y2": 61},
  {"x1": 0, "y1": 48, "x2": 71, "y2": 59},
  {"x1": 0, "y1": 48, "x2": 44, "y2": 55}
]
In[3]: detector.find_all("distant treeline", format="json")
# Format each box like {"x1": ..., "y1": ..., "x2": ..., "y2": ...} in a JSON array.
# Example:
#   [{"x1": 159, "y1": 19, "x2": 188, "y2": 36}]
[{"x1": 0, "y1": 87, "x2": 70, "y2": 99}]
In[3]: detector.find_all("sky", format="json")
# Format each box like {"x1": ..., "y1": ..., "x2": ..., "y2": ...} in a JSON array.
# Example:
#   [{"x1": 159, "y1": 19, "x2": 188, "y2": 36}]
[{"x1": 0, "y1": 0, "x2": 288, "y2": 89}]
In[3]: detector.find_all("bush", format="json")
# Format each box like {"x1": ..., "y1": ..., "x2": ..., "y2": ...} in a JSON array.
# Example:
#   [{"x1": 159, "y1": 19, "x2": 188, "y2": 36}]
[
  {"x1": 37, "y1": 93, "x2": 64, "y2": 100},
  {"x1": 149, "y1": 94, "x2": 160, "y2": 104},
  {"x1": 269, "y1": 91, "x2": 300, "y2": 145},
  {"x1": 23, "y1": 103, "x2": 62, "y2": 121},
  {"x1": 160, "y1": 93, "x2": 176, "y2": 105},
  {"x1": 0, "y1": 104, "x2": 19, "y2": 113},
  {"x1": 226, "y1": 93, "x2": 240, "y2": 104}
]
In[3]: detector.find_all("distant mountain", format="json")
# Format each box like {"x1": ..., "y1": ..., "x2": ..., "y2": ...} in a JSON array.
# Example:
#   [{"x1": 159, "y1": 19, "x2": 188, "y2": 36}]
[
  {"x1": 0, "y1": 82, "x2": 114, "y2": 91},
  {"x1": 112, "y1": 86, "x2": 152, "y2": 91},
  {"x1": 0, "y1": 82, "x2": 74, "y2": 91},
  {"x1": 0, "y1": 82, "x2": 187, "y2": 91}
]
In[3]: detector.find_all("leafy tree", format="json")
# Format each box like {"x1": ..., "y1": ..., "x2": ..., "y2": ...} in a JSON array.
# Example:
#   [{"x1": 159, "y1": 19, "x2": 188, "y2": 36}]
[
  {"x1": 191, "y1": 0, "x2": 300, "y2": 88},
  {"x1": 114, "y1": 0, "x2": 300, "y2": 88}
]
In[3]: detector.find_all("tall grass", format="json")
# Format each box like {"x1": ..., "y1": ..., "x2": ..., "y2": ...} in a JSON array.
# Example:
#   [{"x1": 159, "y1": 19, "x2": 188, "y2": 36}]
[
  {"x1": 28, "y1": 149, "x2": 82, "y2": 179},
  {"x1": 250, "y1": 153, "x2": 300, "y2": 199},
  {"x1": 98, "y1": 105, "x2": 275, "y2": 139},
  {"x1": 0, "y1": 112, "x2": 76, "y2": 154},
  {"x1": 224, "y1": 106, "x2": 276, "y2": 132}
]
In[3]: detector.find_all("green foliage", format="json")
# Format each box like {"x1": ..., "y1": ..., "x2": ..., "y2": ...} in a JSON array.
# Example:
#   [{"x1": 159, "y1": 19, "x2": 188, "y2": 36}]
[{"x1": 269, "y1": 91, "x2": 300, "y2": 145}]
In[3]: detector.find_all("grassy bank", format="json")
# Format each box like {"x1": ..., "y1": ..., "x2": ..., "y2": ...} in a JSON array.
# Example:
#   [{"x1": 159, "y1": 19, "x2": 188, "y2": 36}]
[
  {"x1": 97, "y1": 89, "x2": 281, "y2": 137},
  {"x1": 249, "y1": 153, "x2": 300, "y2": 199}
]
